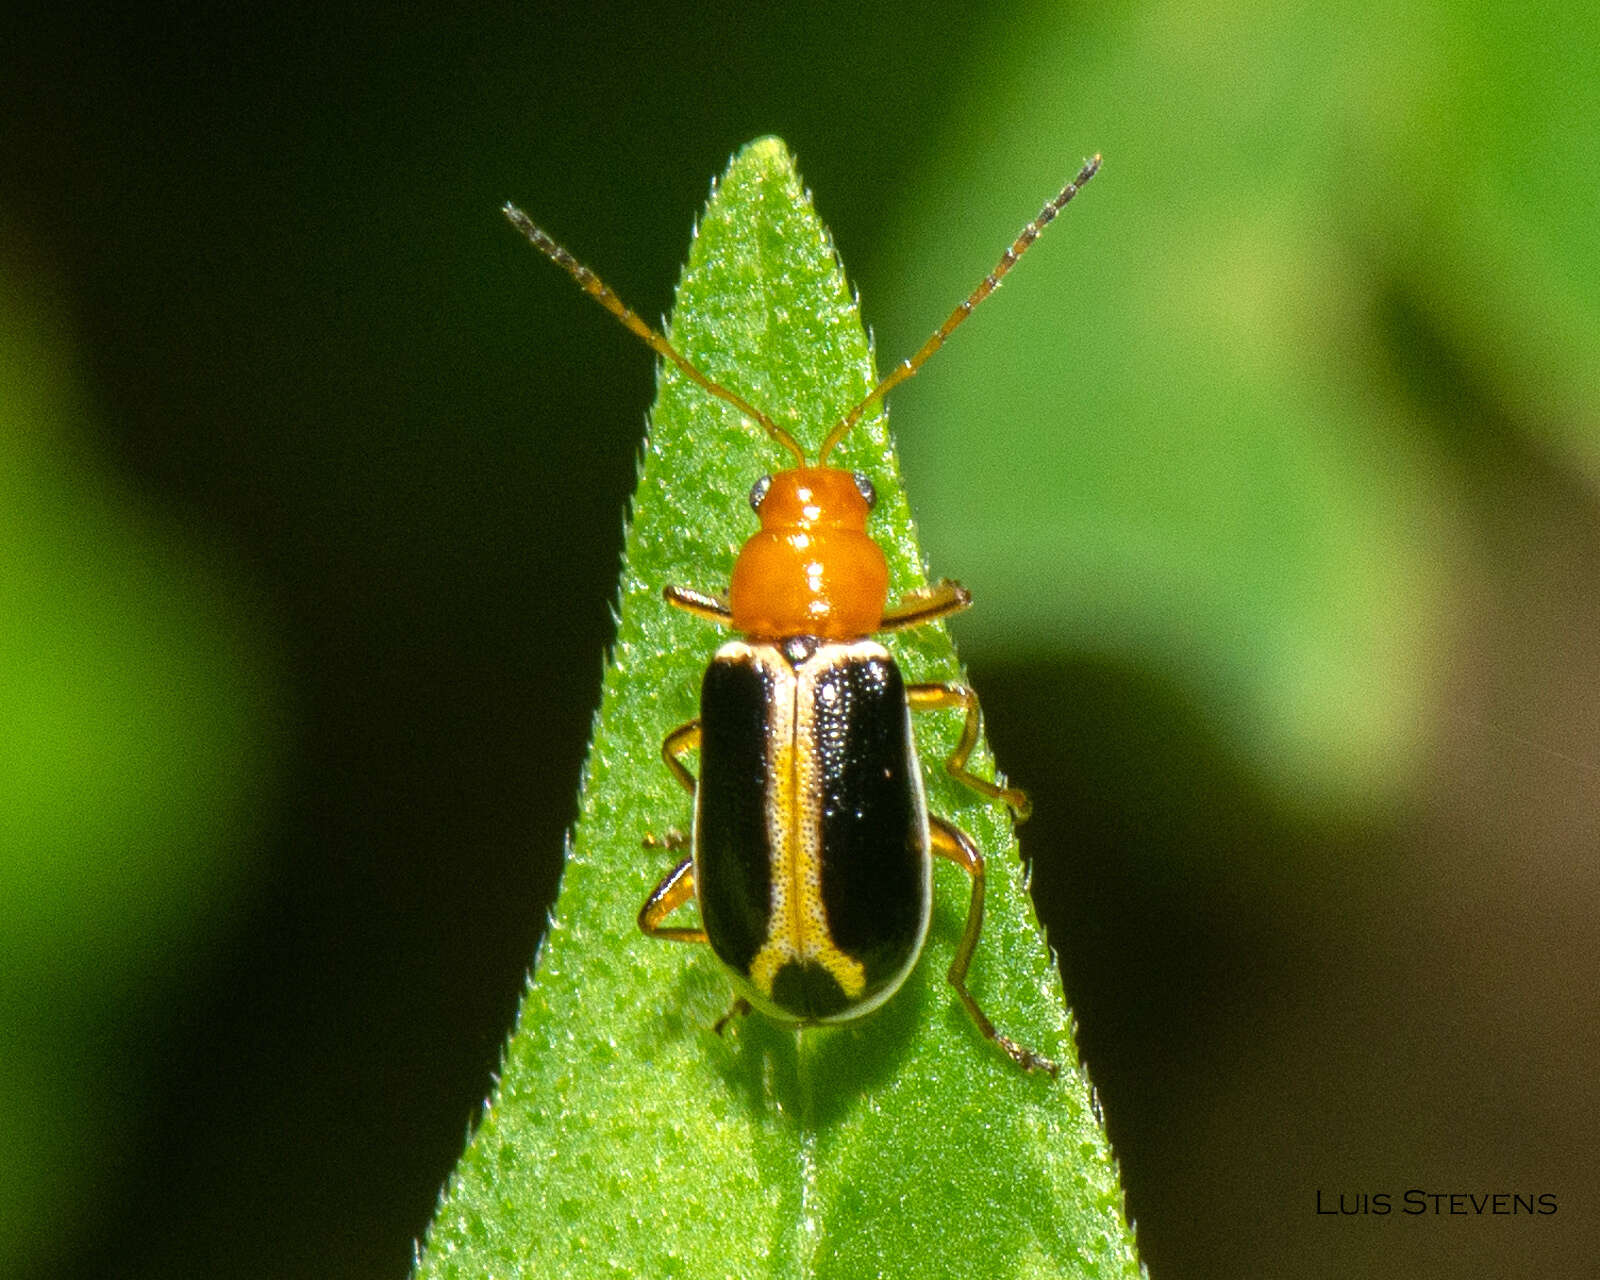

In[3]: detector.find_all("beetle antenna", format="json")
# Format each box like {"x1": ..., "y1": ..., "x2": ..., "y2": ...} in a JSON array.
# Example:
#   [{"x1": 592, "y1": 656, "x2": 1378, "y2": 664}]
[
  {"x1": 503, "y1": 203, "x2": 807, "y2": 467},
  {"x1": 816, "y1": 154, "x2": 1101, "y2": 465}
]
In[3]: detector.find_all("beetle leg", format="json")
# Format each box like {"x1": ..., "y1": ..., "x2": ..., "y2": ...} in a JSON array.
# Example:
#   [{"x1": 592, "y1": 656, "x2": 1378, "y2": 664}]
[
  {"x1": 712, "y1": 996, "x2": 752, "y2": 1035},
  {"x1": 640, "y1": 725, "x2": 702, "y2": 938},
  {"x1": 905, "y1": 683, "x2": 1031, "y2": 820},
  {"x1": 638, "y1": 857, "x2": 748, "y2": 1031},
  {"x1": 660, "y1": 719, "x2": 701, "y2": 796},
  {"x1": 663, "y1": 584, "x2": 733, "y2": 626},
  {"x1": 929, "y1": 815, "x2": 1058, "y2": 1077},
  {"x1": 878, "y1": 578, "x2": 971, "y2": 630},
  {"x1": 637, "y1": 855, "x2": 708, "y2": 944}
]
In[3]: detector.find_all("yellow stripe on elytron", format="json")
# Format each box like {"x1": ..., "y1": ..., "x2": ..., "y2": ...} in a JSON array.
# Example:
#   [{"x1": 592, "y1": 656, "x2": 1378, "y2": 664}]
[{"x1": 746, "y1": 644, "x2": 867, "y2": 1001}]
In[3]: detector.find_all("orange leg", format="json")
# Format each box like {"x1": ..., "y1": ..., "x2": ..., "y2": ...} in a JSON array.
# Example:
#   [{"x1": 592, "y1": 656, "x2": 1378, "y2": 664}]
[
  {"x1": 663, "y1": 585, "x2": 732, "y2": 627},
  {"x1": 906, "y1": 683, "x2": 1031, "y2": 820},
  {"x1": 637, "y1": 854, "x2": 748, "y2": 1036},
  {"x1": 637, "y1": 855, "x2": 707, "y2": 944},
  {"x1": 878, "y1": 578, "x2": 972, "y2": 631},
  {"x1": 639, "y1": 721, "x2": 706, "y2": 942},
  {"x1": 658, "y1": 719, "x2": 701, "y2": 796},
  {"x1": 929, "y1": 815, "x2": 1057, "y2": 1077}
]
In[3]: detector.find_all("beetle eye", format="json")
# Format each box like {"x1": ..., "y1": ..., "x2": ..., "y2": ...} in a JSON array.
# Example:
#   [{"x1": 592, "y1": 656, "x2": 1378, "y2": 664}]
[
  {"x1": 852, "y1": 471, "x2": 876, "y2": 509},
  {"x1": 748, "y1": 474, "x2": 772, "y2": 512}
]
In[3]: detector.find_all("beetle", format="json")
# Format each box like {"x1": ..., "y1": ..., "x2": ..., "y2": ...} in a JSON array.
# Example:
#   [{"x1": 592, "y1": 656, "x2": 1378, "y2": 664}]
[{"x1": 504, "y1": 153, "x2": 1099, "y2": 1075}]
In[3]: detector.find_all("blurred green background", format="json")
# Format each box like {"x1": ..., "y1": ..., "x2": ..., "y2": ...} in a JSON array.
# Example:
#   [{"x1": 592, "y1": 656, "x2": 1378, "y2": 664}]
[{"x1": 3, "y1": 3, "x2": 1595, "y2": 1277}]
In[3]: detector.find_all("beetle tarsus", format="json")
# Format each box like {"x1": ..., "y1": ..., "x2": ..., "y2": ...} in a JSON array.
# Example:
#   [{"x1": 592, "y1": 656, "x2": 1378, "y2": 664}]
[
  {"x1": 998, "y1": 783, "x2": 1032, "y2": 824},
  {"x1": 995, "y1": 1033, "x2": 1060, "y2": 1078}
]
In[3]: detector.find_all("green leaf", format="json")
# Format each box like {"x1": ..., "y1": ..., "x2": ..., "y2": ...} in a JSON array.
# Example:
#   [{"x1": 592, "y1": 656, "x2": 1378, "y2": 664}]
[{"x1": 417, "y1": 137, "x2": 1140, "y2": 1280}]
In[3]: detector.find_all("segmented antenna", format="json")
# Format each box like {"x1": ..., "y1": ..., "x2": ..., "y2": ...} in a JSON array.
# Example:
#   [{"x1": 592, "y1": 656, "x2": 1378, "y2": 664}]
[
  {"x1": 816, "y1": 154, "x2": 1101, "y2": 464},
  {"x1": 503, "y1": 203, "x2": 807, "y2": 466}
]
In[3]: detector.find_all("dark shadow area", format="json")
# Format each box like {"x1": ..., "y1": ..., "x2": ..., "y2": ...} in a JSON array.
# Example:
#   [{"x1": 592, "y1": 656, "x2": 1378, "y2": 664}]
[{"x1": 973, "y1": 656, "x2": 1327, "y2": 1272}]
